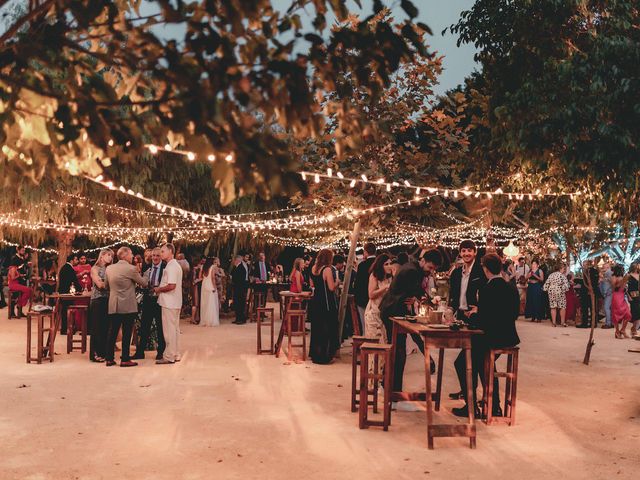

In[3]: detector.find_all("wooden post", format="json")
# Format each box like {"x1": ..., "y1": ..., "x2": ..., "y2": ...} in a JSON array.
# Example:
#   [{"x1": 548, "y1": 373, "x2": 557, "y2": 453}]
[{"x1": 337, "y1": 220, "x2": 361, "y2": 345}]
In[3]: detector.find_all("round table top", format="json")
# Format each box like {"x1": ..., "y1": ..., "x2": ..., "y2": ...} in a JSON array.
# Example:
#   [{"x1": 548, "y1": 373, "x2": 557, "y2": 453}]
[{"x1": 279, "y1": 290, "x2": 312, "y2": 297}]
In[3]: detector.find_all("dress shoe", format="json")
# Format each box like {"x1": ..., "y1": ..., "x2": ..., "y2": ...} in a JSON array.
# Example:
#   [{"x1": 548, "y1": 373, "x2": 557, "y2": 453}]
[
  {"x1": 120, "y1": 361, "x2": 138, "y2": 367},
  {"x1": 449, "y1": 391, "x2": 464, "y2": 400},
  {"x1": 156, "y1": 359, "x2": 175, "y2": 365},
  {"x1": 452, "y1": 404, "x2": 481, "y2": 418},
  {"x1": 131, "y1": 353, "x2": 145, "y2": 360},
  {"x1": 105, "y1": 360, "x2": 116, "y2": 367},
  {"x1": 155, "y1": 353, "x2": 164, "y2": 360}
]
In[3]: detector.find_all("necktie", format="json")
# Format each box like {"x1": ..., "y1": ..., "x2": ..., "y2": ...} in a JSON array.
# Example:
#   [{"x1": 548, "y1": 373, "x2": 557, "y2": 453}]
[
  {"x1": 260, "y1": 262, "x2": 266, "y2": 281},
  {"x1": 151, "y1": 267, "x2": 158, "y2": 287}
]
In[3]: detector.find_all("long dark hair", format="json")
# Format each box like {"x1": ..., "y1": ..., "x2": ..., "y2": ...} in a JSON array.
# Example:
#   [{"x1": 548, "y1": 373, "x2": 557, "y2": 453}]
[
  {"x1": 203, "y1": 257, "x2": 215, "y2": 277},
  {"x1": 369, "y1": 254, "x2": 390, "y2": 281}
]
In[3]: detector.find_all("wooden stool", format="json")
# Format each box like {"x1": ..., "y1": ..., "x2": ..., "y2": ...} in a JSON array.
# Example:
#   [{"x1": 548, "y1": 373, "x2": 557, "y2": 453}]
[
  {"x1": 66, "y1": 305, "x2": 88, "y2": 354},
  {"x1": 351, "y1": 335, "x2": 379, "y2": 412},
  {"x1": 256, "y1": 307, "x2": 275, "y2": 354},
  {"x1": 347, "y1": 295, "x2": 361, "y2": 336},
  {"x1": 358, "y1": 343, "x2": 392, "y2": 430},
  {"x1": 285, "y1": 309, "x2": 307, "y2": 361},
  {"x1": 8, "y1": 290, "x2": 21, "y2": 318},
  {"x1": 483, "y1": 347, "x2": 519, "y2": 426},
  {"x1": 27, "y1": 311, "x2": 54, "y2": 363},
  {"x1": 249, "y1": 290, "x2": 266, "y2": 322}
]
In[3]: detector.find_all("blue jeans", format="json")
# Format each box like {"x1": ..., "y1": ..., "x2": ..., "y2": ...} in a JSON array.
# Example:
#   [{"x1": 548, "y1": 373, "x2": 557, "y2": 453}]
[{"x1": 603, "y1": 295, "x2": 612, "y2": 327}]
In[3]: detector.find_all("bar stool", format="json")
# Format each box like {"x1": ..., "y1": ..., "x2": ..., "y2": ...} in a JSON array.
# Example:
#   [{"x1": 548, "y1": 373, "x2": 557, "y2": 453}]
[
  {"x1": 358, "y1": 343, "x2": 392, "y2": 430},
  {"x1": 256, "y1": 307, "x2": 275, "y2": 354},
  {"x1": 483, "y1": 347, "x2": 519, "y2": 426},
  {"x1": 351, "y1": 335, "x2": 379, "y2": 412},
  {"x1": 8, "y1": 290, "x2": 21, "y2": 318},
  {"x1": 285, "y1": 309, "x2": 307, "y2": 361},
  {"x1": 67, "y1": 305, "x2": 88, "y2": 354},
  {"x1": 27, "y1": 311, "x2": 54, "y2": 363}
]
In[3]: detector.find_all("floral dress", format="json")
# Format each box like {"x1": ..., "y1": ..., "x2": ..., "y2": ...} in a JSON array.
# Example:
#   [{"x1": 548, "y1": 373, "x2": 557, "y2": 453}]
[
  {"x1": 544, "y1": 271, "x2": 570, "y2": 309},
  {"x1": 364, "y1": 277, "x2": 391, "y2": 343}
]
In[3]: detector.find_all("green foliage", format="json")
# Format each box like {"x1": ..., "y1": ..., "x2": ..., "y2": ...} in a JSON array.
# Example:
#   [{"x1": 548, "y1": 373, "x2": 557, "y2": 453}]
[
  {"x1": 0, "y1": 0, "x2": 430, "y2": 205},
  {"x1": 450, "y1": 0, "x2": 640, "y2": 221}
]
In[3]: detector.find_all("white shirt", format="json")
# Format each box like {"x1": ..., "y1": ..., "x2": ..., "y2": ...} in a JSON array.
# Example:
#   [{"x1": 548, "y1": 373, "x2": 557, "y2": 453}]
[
  {"x1": 158, "y1": 259, "x2": 183, "y2": 309},
  {"x1": 459, "y1": 260, "x2": 475, "y2": 311}
]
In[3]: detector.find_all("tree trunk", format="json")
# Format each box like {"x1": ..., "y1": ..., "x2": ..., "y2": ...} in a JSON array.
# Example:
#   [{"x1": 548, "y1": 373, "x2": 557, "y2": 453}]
[
  {"x1": 582, "y1": 262, "x2": 597, "y2": 365},
  {"x1": 337, "y1": 220, "x2": 361, "y2": 345},
  {"x1": 55, "y1": 231, "x2": 75, "y2": 274}
]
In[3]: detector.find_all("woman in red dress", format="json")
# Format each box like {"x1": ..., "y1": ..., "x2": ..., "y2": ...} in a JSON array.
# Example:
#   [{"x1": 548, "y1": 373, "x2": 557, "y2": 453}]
[{"x1": 289, "y1": 258, "x2": 304, "y2": 293}]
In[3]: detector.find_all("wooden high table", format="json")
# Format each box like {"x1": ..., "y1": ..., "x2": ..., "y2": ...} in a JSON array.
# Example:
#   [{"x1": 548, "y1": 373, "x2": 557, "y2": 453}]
[
  {"x1": 274, "y1": 291, "x2": 311, "y2": 357},
  {"x1": 43, "y1": 292, "x2": 92, "y2": 357},
  {"x1": 389, "y1": 317, "x2": 483, "y2": 449}
]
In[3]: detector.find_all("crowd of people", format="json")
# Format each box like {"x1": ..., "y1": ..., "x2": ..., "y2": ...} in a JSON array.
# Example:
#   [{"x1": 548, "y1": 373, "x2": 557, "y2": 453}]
[
  {"x1": 501, "y1": 255, "x2": 640, "y2": 339},
  {"x1": 2, "y1": 239, "x2": 638, "y2": 383}
]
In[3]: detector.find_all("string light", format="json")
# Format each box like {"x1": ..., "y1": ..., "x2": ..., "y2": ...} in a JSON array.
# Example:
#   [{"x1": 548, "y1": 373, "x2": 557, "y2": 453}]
[{"x1": 299, "y1": 169, "x2": 582, "y2": 199}]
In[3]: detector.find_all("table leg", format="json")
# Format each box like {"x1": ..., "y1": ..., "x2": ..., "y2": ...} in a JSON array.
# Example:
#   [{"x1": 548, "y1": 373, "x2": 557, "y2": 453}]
[
  {"x1": 387, "y1": 321, "x2": 399, "y2": 425},
  {"x1": 465, "y1": 346, "x2": 476, "y2": 449},
  {"x1": 424, "y1": 343, "x2": 434, "y2": 449},
  {"x1": 274, "y1": 297, "x2": 291, "y2": 357},
  {"x1": 435, "y1": 348, "x2": 444, "y2": 412}
]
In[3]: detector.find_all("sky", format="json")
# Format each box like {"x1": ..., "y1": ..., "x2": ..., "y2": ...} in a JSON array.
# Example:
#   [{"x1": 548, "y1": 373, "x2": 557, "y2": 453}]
[
  {"x1": 0, "y1": 0, "x2": 478, "y2": 94},
  {"x1": 139, "y1": 0, "x2": 479, "y2": 96}
]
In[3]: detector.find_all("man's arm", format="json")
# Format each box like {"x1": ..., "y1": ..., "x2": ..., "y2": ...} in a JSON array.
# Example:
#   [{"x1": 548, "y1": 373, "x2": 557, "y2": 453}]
[{"x1": 129, "y1": 266, "x2": 149, "y2": 288}]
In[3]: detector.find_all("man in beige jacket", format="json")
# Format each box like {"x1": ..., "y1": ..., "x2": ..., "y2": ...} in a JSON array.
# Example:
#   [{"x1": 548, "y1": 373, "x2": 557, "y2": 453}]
[{"x1": 104, "y1": 247, "x2": 148, "y2": 367}]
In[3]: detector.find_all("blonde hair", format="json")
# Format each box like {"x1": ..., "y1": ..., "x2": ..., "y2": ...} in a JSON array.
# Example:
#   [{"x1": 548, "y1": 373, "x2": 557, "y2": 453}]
[
  {"x1": 95, "y1": 249, "x2": 114, "y2": 267},
  {"x1": 290, "y1": 258, "x2": 304, "y2": 280}
]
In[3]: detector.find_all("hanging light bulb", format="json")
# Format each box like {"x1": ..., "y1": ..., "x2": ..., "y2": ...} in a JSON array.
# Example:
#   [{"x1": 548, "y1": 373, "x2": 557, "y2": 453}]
[{"x1": 504, "y1": 240, "x2": 520, "y2": 258}]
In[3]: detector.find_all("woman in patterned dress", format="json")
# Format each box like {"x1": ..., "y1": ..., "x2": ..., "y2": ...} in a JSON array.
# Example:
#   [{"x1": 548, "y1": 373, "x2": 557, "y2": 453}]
[
  {"x1": 543, "y1": 263, "x2": 570, "y2": 327},
  {"x1": 364, "y1": 254, "x2": 393, "y2": 342}
]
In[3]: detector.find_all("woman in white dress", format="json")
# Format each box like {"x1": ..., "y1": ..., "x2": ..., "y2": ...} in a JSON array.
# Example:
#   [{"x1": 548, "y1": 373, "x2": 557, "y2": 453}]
[{"x1": 200, "y1": 257, "x2": 220, "y2": 327}]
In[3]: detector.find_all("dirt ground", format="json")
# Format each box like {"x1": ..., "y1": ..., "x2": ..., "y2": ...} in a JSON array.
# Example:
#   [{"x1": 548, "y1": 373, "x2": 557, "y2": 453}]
[{"x1": 0, "y1": 305, "x2": 638, "y2": 480}]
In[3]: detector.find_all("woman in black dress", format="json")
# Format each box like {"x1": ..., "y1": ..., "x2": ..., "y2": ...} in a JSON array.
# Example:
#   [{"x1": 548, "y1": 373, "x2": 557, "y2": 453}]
[
  {"x1": 309, "y1": 249, "x2": 340, "y2": 364},
  {"x1": 628, "y1": 263, "x2": 640, "y2": 337}
]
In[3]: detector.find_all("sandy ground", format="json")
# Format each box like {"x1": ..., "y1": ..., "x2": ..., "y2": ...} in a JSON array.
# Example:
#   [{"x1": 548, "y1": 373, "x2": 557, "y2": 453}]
[{"x1": 0, "y1": 305, "x2": 638, "y2": 480}]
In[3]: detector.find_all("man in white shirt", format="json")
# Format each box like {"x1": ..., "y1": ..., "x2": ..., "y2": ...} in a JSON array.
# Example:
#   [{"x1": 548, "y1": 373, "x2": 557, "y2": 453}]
[{"x1": 155, "y1": 243, "x2": 183, "y2": 364}]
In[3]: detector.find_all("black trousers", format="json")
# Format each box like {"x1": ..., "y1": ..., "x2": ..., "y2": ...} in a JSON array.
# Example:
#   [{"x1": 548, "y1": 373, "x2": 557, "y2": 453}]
[
  {"x1": 89, "y1": 297, "x2": 109, "y2": 360},
  {"x1": 106, "y1": 313, "x2": 136, "y2": 362},
  {"x1": 454, "y1": 341, "x2": 500, "y2": 407},
  {"x1": 234, "y1": 287, "x2": 248, "y2": 323},
  {"x1": 137, "y1": 296, "x2": 165, "y2": 356}
]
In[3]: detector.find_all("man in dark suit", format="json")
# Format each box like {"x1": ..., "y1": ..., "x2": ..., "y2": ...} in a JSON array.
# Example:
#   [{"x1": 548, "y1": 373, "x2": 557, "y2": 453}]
[
  {"x1": 380, "y1": 249, "x2": 442, "y2": 411},
  {"x1": 251, "y1": 252, "x2": 269, "y2": 308},
  {"x1": 448, "y1": 240, "x2": 487, "y2": 400},
  {"x1": 232, "y1": 255, "x2": 249, "y2": 324},
  {"x1": 452, "y1": 253, "x2": 520, "y2": 417},
  {"x1": 448, "y1": 240, "x2": 487, "y2": 320},
  {"x1": 57, "y1": 254, "x2": 83, "y2": 333},
  {"x1": 58, "y1": 254, "x2": 82, "y2": 294},
  {"x1": 133, "y1": 247, "x2": 166, "y2": 360},
  {"x1": 353, "y1": 243, "x2": 377, "y2": 331}
]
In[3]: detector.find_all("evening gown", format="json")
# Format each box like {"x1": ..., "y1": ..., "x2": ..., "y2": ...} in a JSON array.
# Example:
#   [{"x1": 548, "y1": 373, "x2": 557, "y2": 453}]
[
  {"x1": 611, "y1": 287, "x2": 631, "y2": 326},
  {"x1": 309, "y1": 266, "x2": 339, "y2": 364},
  {"x1": 525, "y1": 269, "x2": 545, "y2": 320},
  {"x1": 200, "y1": 268, "x2": 220, "y2": 327}
]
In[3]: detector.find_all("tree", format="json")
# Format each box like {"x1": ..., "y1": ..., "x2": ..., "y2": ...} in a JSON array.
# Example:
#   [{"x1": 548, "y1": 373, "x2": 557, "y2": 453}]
[
  {"x1": 450, "y1": 0, "x2": 640, "y2": 221},
  {"x1": 0, "y1": 0, "x2": 432, "y2": 205}
]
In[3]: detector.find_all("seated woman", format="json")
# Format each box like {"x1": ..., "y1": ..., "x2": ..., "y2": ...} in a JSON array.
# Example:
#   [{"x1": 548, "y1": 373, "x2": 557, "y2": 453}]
[{"x1": 8, "y1": 265, "x2": 30, "y2": 318}]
